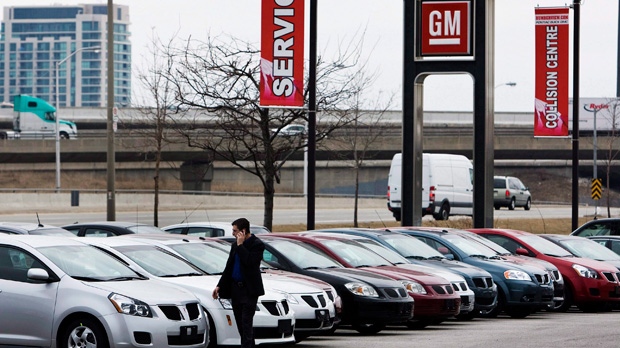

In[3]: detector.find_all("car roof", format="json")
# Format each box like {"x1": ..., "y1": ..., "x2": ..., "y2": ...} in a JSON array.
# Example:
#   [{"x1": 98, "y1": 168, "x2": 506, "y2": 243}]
[
  {"x1": 0, "y1": 221, "x2": 74, "y2": 235},
  {"x1": 0, "y1": 234, "x2": 86, "y2": 247},
  {"x1": 62, "y1": 221, "x2": 153, "y2": 228}
]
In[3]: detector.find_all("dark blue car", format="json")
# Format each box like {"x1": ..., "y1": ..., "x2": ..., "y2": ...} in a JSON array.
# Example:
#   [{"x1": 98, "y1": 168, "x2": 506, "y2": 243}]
[
  {"x1": 313, "y1": 228, "x2": 498, "y2": 319},
  {"x1": 390, "y1": 227, "x2": 555, "y2": 318}
]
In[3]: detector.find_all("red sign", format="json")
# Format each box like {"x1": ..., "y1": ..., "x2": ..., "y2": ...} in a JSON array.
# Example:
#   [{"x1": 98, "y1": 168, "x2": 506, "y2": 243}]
[
  {"x1": 534, "y1": 7, "x2": 569, "y2": 137},
  {"x1": 260, "y1": 0, "x2": 305, "y2": 108},
  {"x1": 420, "y1": 1, "x2": 472, "y2": 56}
]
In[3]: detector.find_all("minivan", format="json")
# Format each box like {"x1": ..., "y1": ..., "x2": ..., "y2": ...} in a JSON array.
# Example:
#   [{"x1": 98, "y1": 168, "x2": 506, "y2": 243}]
[{"x1": 387, "y1": 153, "x2": 473, "y2": 221}]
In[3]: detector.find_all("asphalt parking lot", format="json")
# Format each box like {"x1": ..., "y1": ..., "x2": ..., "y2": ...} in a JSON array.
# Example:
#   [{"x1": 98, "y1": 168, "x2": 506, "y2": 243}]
[{"x1": 270, "y1": 310, "x2": 619, "y2": 348}]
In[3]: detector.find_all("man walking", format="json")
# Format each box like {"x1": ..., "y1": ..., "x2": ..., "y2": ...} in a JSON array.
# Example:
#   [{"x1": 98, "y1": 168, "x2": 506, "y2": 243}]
[{"x1": 212, "y1": 218, "x2": 265, "y2": 348}]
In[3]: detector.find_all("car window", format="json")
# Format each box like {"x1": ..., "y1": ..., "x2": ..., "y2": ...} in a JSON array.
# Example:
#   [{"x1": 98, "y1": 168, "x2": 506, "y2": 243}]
[
  {"x1": 576, "y1": 223, "x2": 612, "y2": 237},
  {"x1": 0, "y1": 246, "x2": 47, "y2": 282},
  {"x1": 493, "y1": 178, "x2": 505, "y2": 188},
  {"x1": 187, "y1": 227, "x2": 224, "y2": 237},
  {"x1": 481, "y1": 235, "x2": 523, "y2": 254},
  {"x1": 84, "y1": 228, "x2": 116, "y2": 237},
  {"x1": 165, "y1": 227, "x2": 184, "y2": 234},
  {"x1": 611, "y1": 240, "x2": 620, "y2": 255},
  {"x1": 63, "y1": 227, "x2": 80, "y2": 236}
]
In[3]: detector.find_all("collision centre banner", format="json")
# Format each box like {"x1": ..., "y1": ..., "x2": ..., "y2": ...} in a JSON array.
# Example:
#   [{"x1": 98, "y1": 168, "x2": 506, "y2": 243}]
[
  {"x1": 534, "y1": 7, "x2": 569, "y2": 137},
  {"x1": 260, "y1": 0, "x2": 305, "y2": 108}
]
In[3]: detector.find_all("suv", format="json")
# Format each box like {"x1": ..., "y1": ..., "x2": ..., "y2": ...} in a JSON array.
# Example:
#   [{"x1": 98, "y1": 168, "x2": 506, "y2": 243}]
[{"x1": 493, "y1": 176, "x2": 531, "y2": 210}]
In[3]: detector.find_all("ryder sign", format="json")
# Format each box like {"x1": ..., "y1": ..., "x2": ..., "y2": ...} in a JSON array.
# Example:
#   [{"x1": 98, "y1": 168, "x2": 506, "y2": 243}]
[
  {"x1": 260, "y1": 0, "x2": 304, "y2": 108},
  {"x1": 534, "y1": 7, "x2": 569, "y2": 137}
]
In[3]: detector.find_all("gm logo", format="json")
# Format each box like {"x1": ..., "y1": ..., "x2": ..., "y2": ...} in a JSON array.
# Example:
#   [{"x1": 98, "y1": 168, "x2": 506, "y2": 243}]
[{"x1": 419, "y1": 0, "x2": 473, "y2": 56}]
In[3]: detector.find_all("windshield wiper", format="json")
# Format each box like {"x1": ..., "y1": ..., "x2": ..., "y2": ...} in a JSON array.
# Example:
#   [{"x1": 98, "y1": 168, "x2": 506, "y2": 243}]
[
  {"x1": 160, "y1": 272, "x2": 204, "y2": 278},
  {"x1": 406, "y1": 255, "x2": 428, "y2": 260},
  {"x1": 488, "y1": 255, "x2": 503, "y2": 260},
  {"x1": 468, "y1": 254, "x2": 489, "y2": 259},
  {"x1": 108, "y1": 275, "x2": 147, "y2": 281},
  {"x1": 427, "y1": 256, "x2": 445, "y2": 260},
  {"x1": 73, "y1": 276, "x2": 105, "y2": 282}
]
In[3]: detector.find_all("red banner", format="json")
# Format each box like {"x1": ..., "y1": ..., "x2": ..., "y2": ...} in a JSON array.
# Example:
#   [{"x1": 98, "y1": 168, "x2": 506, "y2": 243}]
[
  {"x1": 260, "y1": 0, "x2": 305, "y2": 108},
  {"x1": 534, "y1": 7, "x2": 569, "y2": 137}
]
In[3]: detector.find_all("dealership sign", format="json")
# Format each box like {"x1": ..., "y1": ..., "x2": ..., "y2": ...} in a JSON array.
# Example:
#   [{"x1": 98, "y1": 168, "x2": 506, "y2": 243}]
[
  {"x1": 534, "y1": 7, "x2": 569, "y2": 137},
  {"x1": 260, "y1": 0, "x2": 305, "y2": 108},
  {"x1": 419, "y1": 0, "x2": 473, "y2": 57}
]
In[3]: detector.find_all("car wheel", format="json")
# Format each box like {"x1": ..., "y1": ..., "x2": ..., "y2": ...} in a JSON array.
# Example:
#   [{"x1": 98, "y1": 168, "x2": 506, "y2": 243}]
[
  {"x1": 508, "y1": 198, "x2": 516, "y2": 210},
  {"x1": 294, "y1": 333, "x2": 311, "y2": 343},
  {"x1": 552, "y1": 286, "x2": 573, "y2": 312},
  {"x1": 60, "y1": 132, "x2": 70, "y2": 139},
  {"x1": 504, "y1": 306, "x2": 530, "y2": 319},
  {"x1": 352, "y1": 323, "x2": 385, "y2": 335},
  {"x1": 205, "y1": 309, "x2": 217, "y2": 348},
  {"x1": 60, "y1": 317, "x2": 109, "y2": 348},
  {"x1": 524, "y1": 198, "x2": 531, "y2": 210},
  {"x1": 405, "y1": 319, "x2": 432, "y2": 329},
  {"x1": 455, "y1": 310, "x2": 477, "y2": 320},
  {"x1": 494, "y1": 205, "x2": 500, "y2": 210},
  {"x1": 434, "y1": 203, "x2": 450, "y2": 221},
  {"x1": 393, "y1": 212, "x2": 401, "y2": 222}
]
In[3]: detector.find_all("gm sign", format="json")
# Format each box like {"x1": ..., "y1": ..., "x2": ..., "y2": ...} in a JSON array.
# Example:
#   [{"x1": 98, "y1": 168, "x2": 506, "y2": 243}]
[{"x1": 418, "y1": 0, "x2": 473, "y2": 57}]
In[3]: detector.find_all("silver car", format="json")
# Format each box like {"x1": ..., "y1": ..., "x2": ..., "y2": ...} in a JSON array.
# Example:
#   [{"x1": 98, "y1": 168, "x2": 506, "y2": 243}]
[
  {"x1": 0, "y1": 235, "x2": 208, "y2": 348},
  {"x1": 493, "y1": 176, "x2": 532, "y2": 210}
]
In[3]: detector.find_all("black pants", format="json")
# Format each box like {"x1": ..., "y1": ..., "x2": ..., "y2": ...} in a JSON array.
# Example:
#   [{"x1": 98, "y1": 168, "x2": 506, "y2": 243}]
[{"x1": 231, "y1": 281, "x2": 258, "y2": 348}]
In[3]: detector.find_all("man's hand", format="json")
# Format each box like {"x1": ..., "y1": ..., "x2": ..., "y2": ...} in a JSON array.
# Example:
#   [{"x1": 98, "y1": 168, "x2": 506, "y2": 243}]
[
  {"x1": 236, "y1": 232, "x2": 245, "y2": 246},
  {"x1": 212, "y1": 286, "x2": 219, "y2": 299}
]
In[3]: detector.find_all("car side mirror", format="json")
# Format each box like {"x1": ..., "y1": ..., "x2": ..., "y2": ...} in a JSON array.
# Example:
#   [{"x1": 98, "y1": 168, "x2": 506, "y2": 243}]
[
  {"x1": 27, "y1": 268, "x2": 50, "y2": 281},
  {"x1": 515, "y1": 247, "x2": 529, "y2": 256},
  {"x1": 437, "y1": 246, "x2": 450, "y2": 254}
]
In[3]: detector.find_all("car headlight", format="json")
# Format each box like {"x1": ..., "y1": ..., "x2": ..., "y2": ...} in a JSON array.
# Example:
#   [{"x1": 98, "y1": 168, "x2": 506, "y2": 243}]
[
  {"x1": 503, "y1": 270, "x2": 532, "y2": 281},
  {"x1": 218, "y1": 298, "x2": 233, "y2": 309},
  {"x1": 401, "y1": 280, "x2": 427, "y2": 294},
  {"x1": 572, "y1": 264, "x2": 599, "y2": 279},
  {"x1": 272, "y1": 290, "x2": 299, "y2": 304},
  {"x1": 344, "y1": 282, "x2": 379, "y2": 297},
  {"x1": 108, "y1": 293, "x2": 152, "y2": 317}
]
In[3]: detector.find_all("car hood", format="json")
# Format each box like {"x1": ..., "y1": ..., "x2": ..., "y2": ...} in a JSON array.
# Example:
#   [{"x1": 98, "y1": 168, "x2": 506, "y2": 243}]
[
  {"x1": 501, "y1": 255, "x2": 558, "y2": 272},
  {"x1": 83, "y1": 278, "x2": 197, "y2": 304},
  {"x1": 552, "y1": 256, "x2": 620, "y2": 273},
  {"x1": 262, "y1": 273, "x2": 325, "y2": 294},
  {"x1": 410, "y1": 259, "x2": 492, "y2": 278},
  {"x1": 264, "y1": 269, "x2": 333, "y2": 291},
  {"x1": 395, "y1": 263, "x2": 465, "y2": 283},
  {"x1": 307, "y1": 267, "x2": 406, "y2": 288},
  {"x1": 357, "y1": 265, "x2": 450, "y2": 285}
]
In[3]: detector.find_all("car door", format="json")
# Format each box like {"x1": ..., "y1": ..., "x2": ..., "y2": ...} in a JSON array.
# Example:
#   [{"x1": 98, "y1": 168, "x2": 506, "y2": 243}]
[
  {"x1": 0, "y1": 245, "x2": 59, "y2": 346},
  {"x1": 513, "y1": 178, "x2": 528, "y2": 206}
]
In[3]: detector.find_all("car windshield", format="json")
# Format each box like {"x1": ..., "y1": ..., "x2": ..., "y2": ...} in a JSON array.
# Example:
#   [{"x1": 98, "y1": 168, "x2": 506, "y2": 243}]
[
  {"x1": 126, "y1": 225, "x2": 166, "y2": 234},
  {"x1": 518, "y1": 235, "x2": 573, "y2": 257},
  {"x1": 114, "y1": 245, "x2": 205, "y2": 277},
  {"x1": 557, "y1": 238, "x2": 620, "y2": 261},
  {"x1": 320, "y1": 239, "x2": 392, "y2": 267},
  {"x1": 168, "y1": 242, "x2": 231, "y2": 274},
  {"x1": 251, "y1": 226, "x2": 271, "y2": 234},
  {"x1": 38, "y1": 245, "x2": 141, "y2": 280},
  {"x1": 380, "y1": 233, "x2": 446, "y2": 259},
  {"x1": 29, "y1": 228, "x2": 75, "y2": 236},
  {"x1": 463, "y1": 232, "x2": 512, "y2": 255},
  {"x1": 354, "y1": 239, "x2": 411, "y2": 264},
  {"x1": 442, "y1": 234, "x2": 499, "y2": 258},
  {"x1": 266, "y1": 239, "x2": 344, "y2": 269}
]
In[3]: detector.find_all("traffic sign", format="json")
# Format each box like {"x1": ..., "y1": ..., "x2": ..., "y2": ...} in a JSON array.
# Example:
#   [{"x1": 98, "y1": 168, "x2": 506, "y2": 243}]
[
  {"x1": 591, "y1": 178, "x2": 602, "y2": 200},
  {"x1": 419, "y1": 0, "x2": 473, "y2": 56}
]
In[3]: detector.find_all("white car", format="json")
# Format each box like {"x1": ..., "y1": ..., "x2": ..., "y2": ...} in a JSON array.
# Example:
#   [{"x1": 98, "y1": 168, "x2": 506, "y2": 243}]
[
  {"x1": 163, "y1": 221, "x2": 271, "y2": 238},
  {"x1": 271, "y1": 124, "x2": 307, "y2": 137},
  {"x1": 122, "y1": 234, "x2": 340, "y2": 341},
  {"x1": 83, "y1": 236, "x2": 298, "y2": 347},
  {"x1": 0, "y1": 235, "x2": 208, "y2": 347}
]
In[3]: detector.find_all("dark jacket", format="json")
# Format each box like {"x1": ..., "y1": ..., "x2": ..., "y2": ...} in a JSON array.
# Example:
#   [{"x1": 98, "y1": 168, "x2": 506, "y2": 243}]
[{"x1": 217, "y1": 234, "x2": 265, "y2": 299}]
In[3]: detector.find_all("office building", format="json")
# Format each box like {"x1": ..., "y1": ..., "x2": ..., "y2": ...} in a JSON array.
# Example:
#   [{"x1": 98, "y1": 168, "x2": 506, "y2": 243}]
[{"x1": 0, "y1": 4, "x2": 131, "y2": 107}]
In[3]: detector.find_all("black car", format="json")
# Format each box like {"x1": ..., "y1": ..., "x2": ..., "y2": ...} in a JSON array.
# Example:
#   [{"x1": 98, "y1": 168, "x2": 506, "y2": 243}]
[
  {"x1": 220, "y1": 235, "x2": 414, "y2": 334},
  {"x1": 0, "y1": 222, "x2": 75, "y2": 236},
  {"x1": 62, "y1": 221, "x2": 167, "y2": 237},
  {"x1": 587, "y1": 235, "x2": 620, "y2": 257},
  {"x1": 570, "y1": 218, "x2": 620, "y2": 237}
]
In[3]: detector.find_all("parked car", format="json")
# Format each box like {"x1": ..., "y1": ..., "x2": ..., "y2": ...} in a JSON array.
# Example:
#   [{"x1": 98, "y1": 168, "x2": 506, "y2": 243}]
[
  {"x1": 314, "y1": 227, "x2": 498, "y2": 319},
  {"x1": 0, "y1": 221, "x2": 74, "y2": 236},
  {"x1": 540, "y1": 234, "x2": 620, "y2": 270},
  {"x1": 570, "y1": 218, "x2": 620, "y2": 237},
  {"x1": 83, "y1": 236, "x2": 297, "y2": 346},
  {"x1": 162, "y1": 221, "x2": 271, "y2": 237},
  {"x1": 265, "y1": 232, "x2": 464, "y2": 328},
  {"x1": 493, "y1": 176, "x2": 531, "y2": 210},
  {"x1": 0, "y1": 235, "x2": 208, "y2": 347},
  {"x1": 587, "y1": 235, "x2": 620, "y2": 256},
  {"x1": 62, "y1": 221, "x2": 167, "y2": 237},
  {"x1": 121, "y1": 233, "x2": 339, "y2": 342},
  {"x1": 392, "y1": 227, "x2": 555, "y2": 318},
  {"x1": 271, "y1": 124, "x2": 307, "y2": 137},
  {"x1": 235, "y1": 235, "x2": 414, "y2": 334},
  {"x1": 470, "y1": 228, "x2": 620, "y2": 312}
]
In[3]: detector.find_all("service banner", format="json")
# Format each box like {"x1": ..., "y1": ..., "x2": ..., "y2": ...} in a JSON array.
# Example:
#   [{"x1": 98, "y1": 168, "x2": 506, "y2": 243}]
[
  {"x1": 260, "y1": 0, "x2": 305, "y2": 108},
  {"x1": 534, "y1": 7, "x2": 569, "y2": 137}
]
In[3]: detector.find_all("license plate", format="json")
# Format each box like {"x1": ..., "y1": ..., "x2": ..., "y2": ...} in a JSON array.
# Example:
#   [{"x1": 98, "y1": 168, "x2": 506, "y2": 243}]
[
  {"x1": 278, "y1": 319, "x2": 293, "y2": 335},
  {"x1": 180, "y1": 325, "x2": 198, "y2": 339}
]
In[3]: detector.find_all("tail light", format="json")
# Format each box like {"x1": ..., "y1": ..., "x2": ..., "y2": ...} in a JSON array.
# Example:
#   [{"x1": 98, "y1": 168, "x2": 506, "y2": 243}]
[
  {"x1": 387, "y1": 186, "x2": 391, "y2": 200},
  {"x1": 429, "y1": 186, "x2": 436, "y2": 203},
  {"x1": 505, "y1": 189, "x2": 510, "y2": 198}
]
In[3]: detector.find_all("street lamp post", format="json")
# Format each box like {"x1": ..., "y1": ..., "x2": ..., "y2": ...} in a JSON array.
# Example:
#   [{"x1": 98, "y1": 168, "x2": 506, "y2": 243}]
[
  {"x1": 584, "y1": 102, "x2": 610, "y2": 218},
  {"x1": 54, "y1": 46, "x2": 101, "y2": 191}
]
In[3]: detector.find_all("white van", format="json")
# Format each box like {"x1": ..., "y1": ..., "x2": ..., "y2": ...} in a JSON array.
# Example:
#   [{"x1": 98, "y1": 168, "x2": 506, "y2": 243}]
[{"x1": 387, "y1": 153, "x2": 474, "y2": 221}]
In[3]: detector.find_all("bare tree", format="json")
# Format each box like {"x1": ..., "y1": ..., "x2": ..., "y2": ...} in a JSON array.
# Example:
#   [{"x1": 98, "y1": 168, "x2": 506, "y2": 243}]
[
  {"x1": 159, "y1": 33, "x2": 371, "y2": 230},
  {"x1": 133, "y1": 32, "x2": 183, "y2": 226}
]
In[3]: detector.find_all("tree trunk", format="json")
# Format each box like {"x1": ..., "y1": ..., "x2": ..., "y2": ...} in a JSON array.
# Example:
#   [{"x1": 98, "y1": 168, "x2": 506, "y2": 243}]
[
  {"x1": 354, "y1": 164, "x2": 359, "y2": 227},
  {"x1": 264, "y1": 174, "x2": 275, "y2": 231}
]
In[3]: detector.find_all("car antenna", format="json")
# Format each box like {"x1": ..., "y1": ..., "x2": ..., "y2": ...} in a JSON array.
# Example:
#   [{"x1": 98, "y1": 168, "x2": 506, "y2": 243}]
[
  {"x1": 36, "y1": 212, "x2": 43, "y2": 227},
  {"x1": 179, "y1": 202, "x2": 202, "y2": 224},
  {"x1": 374, "y1": 209, "x2": 387, "y2": 228}
]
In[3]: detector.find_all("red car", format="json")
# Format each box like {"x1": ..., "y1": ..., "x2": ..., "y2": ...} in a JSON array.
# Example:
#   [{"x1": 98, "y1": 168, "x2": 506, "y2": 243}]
[
  {"x1": 469, "y1": 228, "x2": 620, "y2": 312},
  {"x1": 265, "y1": 232, "x2": 462, "y2": 328}
]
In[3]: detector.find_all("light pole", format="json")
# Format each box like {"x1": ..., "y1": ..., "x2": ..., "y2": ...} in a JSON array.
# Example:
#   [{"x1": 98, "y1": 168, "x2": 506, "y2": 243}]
[
  {"x1": 583, "y1": 102, "x2": 610, "y2": 217},
  {"x1": 54, "y1": 46, "x2": 101, "y2": 191}
]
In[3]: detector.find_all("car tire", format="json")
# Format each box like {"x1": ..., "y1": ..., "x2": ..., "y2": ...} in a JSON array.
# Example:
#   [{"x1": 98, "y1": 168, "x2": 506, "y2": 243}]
[
  {"x1": 405, "y1": 319, "x2": 432, "y2": 329},
  {"x1": 60, "y1": 317, "x2": 109, "y2": 348},
  {"x1": 205, "y1": 309, "x2": 217, "y2": 348},
  {"x1": 455, "y1": 310, "x2": 477, "y2": 320},
  {"x1": 494, "y1": 205, "x2": 500, "y2": 210},
  {"x1": 524, "y1": 198, "x2": 531, "y2": 210},
  {"x1": 504, "y1": 306, "x2": 530, "y2": 319},
  {"x1": 352, "y1": 323, "x2": 385, "y2": 335},
  {"x1": 552, "y1": 286, "x2": 573, "y2": 312},
  {"x1": 434, "y1": 203, "x2": 450, "y2": 221},
  {"x1": 508, "y1": 198, "x2": 516, "y2": 210}
]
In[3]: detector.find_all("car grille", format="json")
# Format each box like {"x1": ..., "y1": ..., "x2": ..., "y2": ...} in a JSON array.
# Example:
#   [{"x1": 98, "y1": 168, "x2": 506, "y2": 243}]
[
  {"x1": 535, "y1": 272, "x2": 551, "y2": 285},
  {"x1": 432, "y1": 284, "x2": 455, "y2": 294},
  {"x1": 301, "y1": 294, "x2": 328, "y2": 308},
  {"x1": 472, "y1": 276, "x2": 494, "y2": 289},
  {"x1": 325, "y1": 290, "x2": 335, "y2": 302},
  {"x1": 380, "y1": 287, "x2": 409, "y2": 298},
  {"x1": 602, "y1": 272, "x2": 620, "y2": 282},
  {"x1": 551, "y1": 270, "x2": 561, "y2": 281},
  {"x1": 260, "y1": 300, "x2": 290, "y2": 316},
  {"x1": 452, "y1": 281, "x2": 469, "y2": 292},
  {"x1": 159, "y1": 302, "x2": 201, "y2": 321}
]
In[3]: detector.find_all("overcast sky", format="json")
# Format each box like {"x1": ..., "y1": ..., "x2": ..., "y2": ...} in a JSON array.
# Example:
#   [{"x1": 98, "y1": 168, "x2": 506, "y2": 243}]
[{"x1": 2, "y1": 0, "x2": 618, "y2": 112}]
